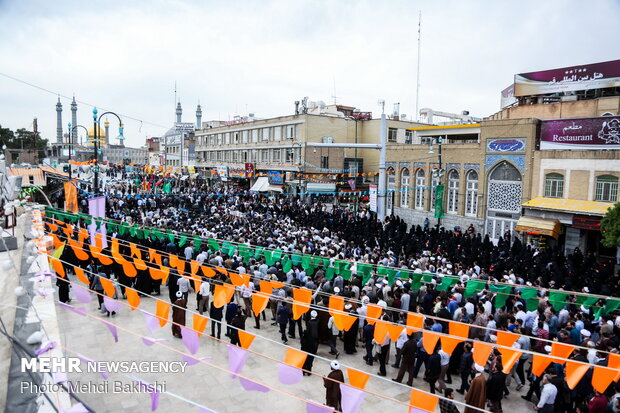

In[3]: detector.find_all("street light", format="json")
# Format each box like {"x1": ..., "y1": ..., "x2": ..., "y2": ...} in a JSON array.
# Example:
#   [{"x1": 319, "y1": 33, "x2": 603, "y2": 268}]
[
  {"x1": 292, "y1": 141, "x2": 303, "y2": 196},
  {"x1": 92, "y1": 107, "x2": 124, "y2": 195}
]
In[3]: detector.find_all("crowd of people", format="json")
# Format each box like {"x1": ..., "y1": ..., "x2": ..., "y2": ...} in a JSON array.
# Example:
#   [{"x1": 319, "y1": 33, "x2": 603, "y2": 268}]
[{"x1": 49, "y1": 173, "x2": 620, "y2": 412}]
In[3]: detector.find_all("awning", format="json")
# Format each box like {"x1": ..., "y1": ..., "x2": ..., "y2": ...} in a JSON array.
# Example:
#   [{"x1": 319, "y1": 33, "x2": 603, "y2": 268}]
[
  {"x1": 305, "y1": 183, "x2": 336, "y2": 193},
  {"x1": 250, "y1": 176, "x2": 269, "y2": 192},
  {"x1": 515, "y1": 216, "x2": 561, "y2": 239},
  {"x1": 265, "y1": 184, "x2": 283, "y2": 193},
  {"x1": 180, "y1": 176, "x2": 189, "y2": 181},
  {"x1": 523, "y1": 197, "x2": 613, "y2": 216}
]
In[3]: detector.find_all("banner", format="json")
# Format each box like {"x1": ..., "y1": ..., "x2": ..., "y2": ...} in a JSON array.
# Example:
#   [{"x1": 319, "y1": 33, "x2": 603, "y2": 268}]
[
  {"x1": 369, "y1": 185, "x2": 377, "y2": 212},
  {"x1": 540, "y1": 115, "x2": 620, "y2": 149},
  {"x1": 88, "y1": 196, "x2": 107, "y2": 248},
  {"x1": 434, "y1": 184, "x2": 444, "y2": 219},
  {"x1": 514, "y1": 59, "x2": 620, "y2": 97},
  {"x1": 64, "y1": 181, "x2": 78, "y2": 213}
]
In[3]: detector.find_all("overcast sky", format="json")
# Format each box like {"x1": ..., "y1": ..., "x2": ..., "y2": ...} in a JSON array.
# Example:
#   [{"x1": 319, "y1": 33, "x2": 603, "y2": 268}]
[{"x1": 1, "y1": 0, "x2": 619, "y2": 148}]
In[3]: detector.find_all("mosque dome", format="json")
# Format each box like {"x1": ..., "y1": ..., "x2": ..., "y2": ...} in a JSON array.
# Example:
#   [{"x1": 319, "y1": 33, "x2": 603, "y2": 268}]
[{"x1": 86, "y1": 125, "x2": 107, "y2": 147}]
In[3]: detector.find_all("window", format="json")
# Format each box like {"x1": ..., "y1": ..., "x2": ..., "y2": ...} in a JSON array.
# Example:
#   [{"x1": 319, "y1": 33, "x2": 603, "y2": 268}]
[
  {"x1": 286, "y1": 125, "x2": 297, "y2": 139},
  {"x1": 285, "y1": 149, "x2": 294, "y2": 163},
  {"x1": 242, "y1": 130, "x2": 248, "y2": 143},
  {"x1": 400, "y1": 168, "x2": 410, "y2": 207},
  {"x1": 234, "y1": 132, "x2": 239, "y2": 144},
  {"x1": 388, "y1": 128, "x2": 397, "y2": 143},
  {"x1": 261, "y1": 149, "x2": 268, "y2": 163},
  {"x1": 273, "y1": 127, "x2": 281, "y2": 141},
  {"x1": 544, "y1": 173, "x2": 564, "y2": 198},
  {"x1": 405, "y1": 130, "x2": 413, "y2": 144},
  {"x1": 261, "y1": 128, "x2": 268, "y2": 141},
  {"x1": 272, "y1": 149, "x2": 281, "y2": 163},
  {"x1": 415, "y1": 169, "x2": 425, "y2": 209},
  {"x1": 430, "y1": 175, "x2": 439, "y2": 212},
  {"x1": 320, "y1": 156, "x2": 329, "y2": 169},
  {"x1": 447, "y1": 170, "x2": 459, "y2": 214},
  {"x1": 251, "y1": 129, "x2": 259, "y2": 143},
  {"x1": 251, "y1": 150, "x2": 257, "y2": 162},
  {"x1": 595, "y1": 175, "x2": 618, "y2": 202},
  {"x1": 465, "y1": 170, "x2": 478, "y2": 216}
]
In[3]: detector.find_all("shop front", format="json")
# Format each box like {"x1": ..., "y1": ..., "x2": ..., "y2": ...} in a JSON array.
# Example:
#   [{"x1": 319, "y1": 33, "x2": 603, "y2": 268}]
[{"x1": 515, "y1": 215, "x2": 561, "y2": 249}]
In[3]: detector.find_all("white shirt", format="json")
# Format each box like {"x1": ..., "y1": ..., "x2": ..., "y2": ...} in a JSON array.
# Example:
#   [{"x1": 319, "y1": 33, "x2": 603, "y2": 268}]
[
  {"x1": 184, "y1": 246, "x2": 194, "y2": 260},
  {"x1": 177, "y1": 277, "x2": 190, "y2": 293},
  {"x1": 439, "y1": 349, "x2": 450, "y2": 366},
  {"x1": 199, "y1": 281, "x2": 211, "y2": 297},
  {"x1": 464, "y1": 302, "x2": 475, "y2": 315},
  {"x1": 395, "y1": 329, "x2": 408, "y2": 349},
  {"x1": 196, "y1": 252, "x2": 207, "y2": 263},
  {"x1": 537, "y1": 382, "x2": 557, "y2": 408}
]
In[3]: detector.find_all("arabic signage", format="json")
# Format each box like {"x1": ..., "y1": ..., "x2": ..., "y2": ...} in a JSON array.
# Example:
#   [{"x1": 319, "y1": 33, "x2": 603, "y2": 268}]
[
  {"x1": 514, "y1": 59, "x2": 620, "y2": 97},
  {"x1": 245, "y1": 163, "x2": 254, "y2": 177},
  {"x1": 487, "y1": 138, "x2": 526, "y2": 153},
  {"x1": 267, "y1": 170, "x2": 284, "y2": 185},
  {"x1": 369, "y1": 185, "x2": 377, "y2": 212},
  {"x1": 174, "y1": 122, "x2": 195, "y2": 132},
  {"x1": 540, "y1": 115, "x2": 620, "y2": 149},
  {"x1": 572, "y1": 215, "x2": 601, "y2": 231}
]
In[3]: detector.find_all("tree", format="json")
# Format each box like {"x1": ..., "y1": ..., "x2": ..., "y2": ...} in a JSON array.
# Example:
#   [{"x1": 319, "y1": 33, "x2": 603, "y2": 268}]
[
  {"x1": 0, "y1": 124, "x2": 49, "y2": 160},
  {"x1": 600, "y1": 202, "x2": 620, "y2": 248}
]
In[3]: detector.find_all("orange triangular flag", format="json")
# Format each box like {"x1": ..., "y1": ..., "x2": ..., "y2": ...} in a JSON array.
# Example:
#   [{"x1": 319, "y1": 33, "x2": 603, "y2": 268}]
[
  {"x1": 213, "y1": 284, "x2": 235, "y2": 308},
  {"x1": 229, "y1": 272, "x2": 250, "y2": 287},
  {"x1": 333, "y1": 313, "x2": 357, "y2": 332},
  {"x1": 373, "y1": 320, "x2": 389, "y2": 344},
  {"x1": 201, "y1": 266, "x2": 215, "y2": 278},
  {"x1": 422, "y1": 331, "x2": 440, "y2": 354},
  {"x1": 129, "y1": 243, "x2": 141, "y2": 259},
  {"x1": 133, "y1": 258, "x2": 147, "y2": 271},
  {"x1": 472, "y1": 341, "x2": 493, "y2": 367},
  {"x1": 176, "y1": 259, "x2": 186, "y2": 275},
  {"x1": 449, "y1": 321, "x2": 470, "y2": 339},
  {"x1": 95, "y1": 232, "x2": 104, "y2": 250},
  {"x1": 551, "y1": 342, "x2": 573, "y2": 364},
  {"x1": 592, "y1": 365, "x2": 617, "y2": 393},
  {"x1": 347, "y1": 369, "x2": 370, "y2": 390},
  {"x1": 531, "y1": 354, "x2": 554, "y2": 377},
  {"x1": 190, "y1": 274, "x2": 202, "y2": 292},
  {"x1": 292, "y1": 288, "x2": 312, "y2": 320},
  {"x1": 284, "y1": 348, "x2": 307, "y2": 369},
  {"x1": 168, "y1": 254, "x2": 178, "y2": 268},
  {"x1": 215, "y1": 266, "x2": 228, "y2": 276},
  {"x1": 125, "y1": 288, "x2": 140, "y2": 310},
  {"x1": 69, "y1": 240, "x2": 90, "y2": 261},
  {"x1": 155, "y1": 300, "x2": 170, "y2": 327},
  {"x1": 440, "y1": 336, "x2": 463, "y2": 356},
  {"x1": 328, "y1": 295, "x2": 344, "y2": 317},
  {"x1": 74, "y1": 267, "x2": 90, "y2": 285},
  {"x1": 500, "y1": 348, "x2": 523, "y2": 374},
  {"x1": 149, "y1": 249, "x2": 162, "y2": 265},
  {"x1": 406, "y1": 313, "x2": 424, "y2": 332},
  {"x1": 608, "y1": 353, "x2": 620, "y2": 382},
  {"x1": 387, "y1": 324, "x2": 404, "y2": 342},
  {"x1": 238, "y1": 330, "x2": 255, "y2": 349},
  {"x1": 99, "y1": 277, "x2": 115, "y2": 298},
  {"x1": 270, "y1": 280, "x2": 285, "y2": 289},
  {"x1": 122, "y1": 260, "x2": 137, "y2": 278},
  {"x1": 409, "y1": 388, "x2": 438, "y2": 413},
  {"x1": 497, "y1": 331, "x2": 519, "y2": 348},
  {"x1": 190, "y1": 260, "x2": 200, "y2": 276},
  {"x1": 193, "y1": 313, "x2": 209, "y2": 335},
  {"x1": 365, "y1": 304, "x2": 382, "y2": 325},
  {"x1": 259, "y1": 280, "x2": 273, "y2": 295},
  {"x1": 149, "y1": 266, "x2": 170, "y2": 285},
  {"x1": 251, "y1": 293, "x2": 270, "y2": 317},
  {"x1": 50, "y1": 257, "x2": 65, "y2": 278},
  {"x1": 565, "y1": 360, "x2": 590, "y2": 390}
]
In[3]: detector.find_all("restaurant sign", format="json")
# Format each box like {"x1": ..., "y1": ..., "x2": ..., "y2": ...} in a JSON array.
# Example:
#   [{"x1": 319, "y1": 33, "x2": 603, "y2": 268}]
[{"x1": 540, "y1": 116, "x2": 620, "y2": 149}]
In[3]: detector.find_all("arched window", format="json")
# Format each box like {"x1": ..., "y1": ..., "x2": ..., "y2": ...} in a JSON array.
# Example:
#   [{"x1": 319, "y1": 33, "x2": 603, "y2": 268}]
[
  {"x1": 595, "y1": 175, "x2": 618, "y2": 202},
  {"x1": 544, "y1": 173, "x2": 564, "y2": 198},
  {"x1": 387, "y1": 167, "x2": 395, "y2": 213},
  {"x1": 447, "y1": 170, "x2": 459, "y2": 214},
  {"x1": 490, "y1": 162, "x2": 522, "y2": 181},
  {"x1": 415, "y1": 169, "x2": 425, "y2": 209},
  {"x1": 400, "y1": 168, "x2": 410, "y2": 208},
  {"x1": 465, "y1": 170, "x2": 478, "y2": 216}
]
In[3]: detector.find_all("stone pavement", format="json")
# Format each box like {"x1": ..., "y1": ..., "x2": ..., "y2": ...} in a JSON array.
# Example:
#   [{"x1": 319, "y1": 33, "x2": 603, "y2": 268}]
[{"x1": 55, "y1": 281, "x2": 538, "y2": 413}]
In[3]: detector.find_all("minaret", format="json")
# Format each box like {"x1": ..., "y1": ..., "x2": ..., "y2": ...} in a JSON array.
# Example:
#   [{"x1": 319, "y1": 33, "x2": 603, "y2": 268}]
[
  {"x1": 104, "y1": 118, "x2": 110, "y2": 148},
  {"x1": 56, "y1": 97, "x2": 63, "y2": 143},
  {"x1": 176, "y1": 101, "x2": 182, "y2": 123},
  {"x1": 71, "y1": 96, "x2": 78, "y2": 145},
  {"x1": 196, "y1": 103, "x2": 202, "y2": 129}
]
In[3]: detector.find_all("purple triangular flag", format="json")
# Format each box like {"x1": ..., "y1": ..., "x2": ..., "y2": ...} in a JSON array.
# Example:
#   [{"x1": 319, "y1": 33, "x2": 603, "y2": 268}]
[
  {"x1": 56, "y1": 301, "x2": 87, "y2": 317},
  {"x1": 181, "y1": 326, "x2": 200, "y2": 354},
  {"x1": 340, "y1": 384, "x2": 365, "y2": 413},
  {"x1": 239, "y1": 377, "x2": 269, "y2": 392},
  {"x1": 150, "y1": 389, "x2": 160, "y2": 411},
  {"x1": 102, "y1": 321, "x2": 118, "y2": 342},
  {"x1": 73, "y1": 285, "x2": 92, "y2": 303},
  {"x1": 306, "y1": 401, "x2": 334, "y2": 413},
  {"x1": 143, "y1": 310, "x2": 160, "y2": 333},
  {"x1": 277, "y1": 363, "x2": 303, "y2": 385},
  {"x1": 103, "y1": 296, "x2": 121, "y2": 313},
  {"x1": 35, "y1": 341, "x2": 56, "y2": 356},
  {"x1": 142, "y1": 337, "x2": 168, "y2": 347},
  {"x1": 182, "y1": 354, "x2": 212, "y2": 366},
  {"x1": 227, "y1": 345, "x2": 249, "y2": 379}
]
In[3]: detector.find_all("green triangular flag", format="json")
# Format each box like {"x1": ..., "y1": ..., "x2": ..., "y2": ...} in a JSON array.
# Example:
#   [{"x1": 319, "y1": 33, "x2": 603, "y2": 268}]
[
  {"x1": 282, "y1": 256, "x2": 293, "y2": 273},
  {"x1": 291, "y1": 254, "x2": 302, "y2": 265},
  {"x1": 301, "y1": 256, "x2": 311, "y2": 270},
  {"x1": 490, "y1": 284, "x2": 512, "y2": 308},
  {"x1": 193, "y1": 236, "x2": 202, "y2": 252},
  {"x1": 207, "y1": 238, "x2": 220, "y2": 252},
  {"x1": 166, "y1": 230, "x2": 175, "y2": 243},
  {"x1": 263, "y1": 250, "x2": 275, "y2": 266},
  {"x1": 436, "y1": 277, "x2": 457, "y2": 292},
  {"x1": 548, "y1": 291, "x2": 568, "y2": 310},
  {"x1": 178, "y1": 235, "x2": 188, "y2": 248},
  {"x1": 464, "y1": 280, "x2": 486, "y2": 298},
  {"x1": 325, "y1": 267, "x2": 335, "y2": 280}
]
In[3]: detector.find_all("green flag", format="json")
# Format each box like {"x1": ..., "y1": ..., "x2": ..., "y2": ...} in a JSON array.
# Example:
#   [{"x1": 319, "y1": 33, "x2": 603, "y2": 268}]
[
  {"x1": 291, "y1": 254, "x2": 302, "y2": 265},
  {"x1": 436, "y1": 277, "x2": 457, "y2": 292},
  {"x1": 434, "y1": 184, "x2": 445, "y2": 219},
  {"x1": 178, "y1": 235, "x2": 188, "y2": 248},
  {"x1": 163, "y1": 182, "x2": 171, "y2": 194},
  {"x1": 263, "y1": 250, "x2": 275, "y2": 266},
  {"x1": 282, "y1": 256, "x2": 293, "y2": 273},
  {"x1": 490, "y1": 284, "x2": 512, "y2": 308},
  {"x1": 548, "y1": 292, "x2": 568, "y2": 310},
  {"x1": 193, "y1": 236, "x2": 202, "y2": 252},
  {"x1": 325, "y1": 267, "x2": 335, "y2": 280},
  {"x1": 207, "y1": 238, "x2": 220, "y2": 252},
  {"x1": 464, "y1": 279, "x2": 486, "y2": 298}
]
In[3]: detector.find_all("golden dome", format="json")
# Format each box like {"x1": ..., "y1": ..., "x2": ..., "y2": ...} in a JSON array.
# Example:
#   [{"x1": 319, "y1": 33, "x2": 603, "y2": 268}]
[{"x1": 86, "y1": 125, "x2": 107, "y2": 147}]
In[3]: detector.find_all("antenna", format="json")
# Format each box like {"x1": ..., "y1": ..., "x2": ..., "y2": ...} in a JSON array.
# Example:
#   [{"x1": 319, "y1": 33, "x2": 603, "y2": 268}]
[
  {"x1": 332, "y1": 76, "x2": 338, "y2": 105},
  {"x1": 415, "y1": 11, "x2": 421, "y2": 122}
]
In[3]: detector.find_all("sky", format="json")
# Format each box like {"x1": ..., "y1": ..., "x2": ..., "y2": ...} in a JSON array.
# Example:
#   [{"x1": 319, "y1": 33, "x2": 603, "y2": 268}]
[{"x1": 0, "y1": 0, "x2": 619, "y2": 148}]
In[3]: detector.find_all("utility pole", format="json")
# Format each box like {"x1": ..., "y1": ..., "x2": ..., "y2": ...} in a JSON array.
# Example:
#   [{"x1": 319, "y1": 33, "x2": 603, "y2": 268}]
[
  {"x1": 33, "y1": 118, "x2": 38, "y2": 164},
  {"x1": 415, "y1": 11, "x2": 421, "y2": 121}
]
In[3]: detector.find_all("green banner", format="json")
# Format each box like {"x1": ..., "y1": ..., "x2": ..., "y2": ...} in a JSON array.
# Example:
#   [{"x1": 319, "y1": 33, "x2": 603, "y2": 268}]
[{"x1": 434, "y1": 184, "x2": 444, "y2": 219}]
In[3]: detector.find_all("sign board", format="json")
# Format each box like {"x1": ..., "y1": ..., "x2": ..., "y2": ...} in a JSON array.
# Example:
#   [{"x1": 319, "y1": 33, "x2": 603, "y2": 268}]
[
  {"x1": 216, "y1": 166, "x2": 228, "y2": 181},
  {"x1": 245, "y1": 163, "x2": 254, "y2": 177},
  {"x1": 268, "y1": 170, "x2": 284, "y2": 185},
  {"x1": 514, "y1": 59, "x2": 620, "y2": 97},
  {"x1": 540, "y1": 115, "x2": 620, "y2": 149},
  {"x1": 500, "y1": 84, "x2": 517, "y2": 108},
  {"x1": 369, "y1": 185, "x2": 377, "y2": 212},
  {"x1": 61, "y1": 149, "x2": 76, "y2": 157},
  {"x1": 572, "y1": 215, "x2": 601, "y2": 231},
  {"x1": 487, "y1": 138, "x2": 526, "y2": 153},
  {"x1": 174, "y1": 122, "x2": 195, "y2": 132}
]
